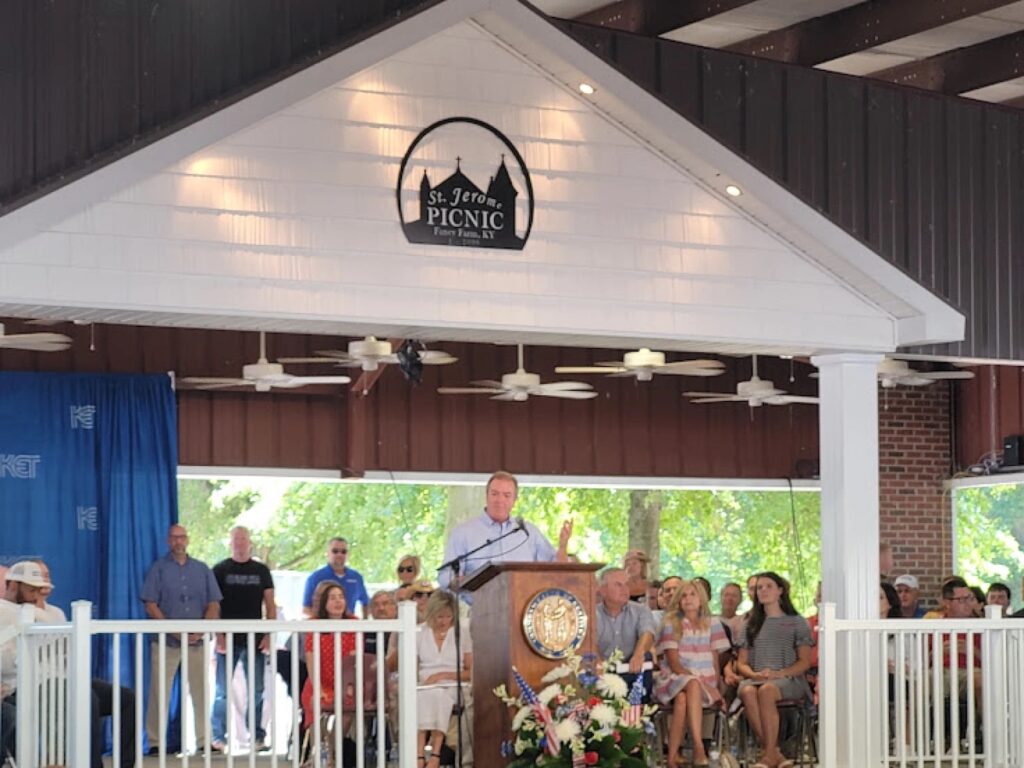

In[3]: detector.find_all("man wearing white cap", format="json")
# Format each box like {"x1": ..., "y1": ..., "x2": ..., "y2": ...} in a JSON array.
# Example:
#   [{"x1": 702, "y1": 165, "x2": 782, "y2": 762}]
[
  {"x1": 0, "y1": 560, "x2": 48, "y2": 759},
  {"x1": 894, "y1": 574, "x2": 926, "y2": 618},
  {"x1": 1, "y1": 561, "x2": 137, "y2": 768}
]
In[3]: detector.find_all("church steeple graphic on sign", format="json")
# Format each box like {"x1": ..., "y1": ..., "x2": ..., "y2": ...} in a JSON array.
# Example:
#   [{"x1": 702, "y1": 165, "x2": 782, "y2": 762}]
[
  {"x1": 404, "y1": 154, "x2": 523, "y2": 249},
  {"x1": 397, "y1": 118, "x2": 533, "y2": 251}
]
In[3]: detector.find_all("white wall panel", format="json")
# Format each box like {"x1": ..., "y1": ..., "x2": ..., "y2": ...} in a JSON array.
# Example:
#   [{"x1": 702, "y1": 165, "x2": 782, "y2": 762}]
[{"x1": 0, "y1": 21, "x2": 900, "y2": 353}]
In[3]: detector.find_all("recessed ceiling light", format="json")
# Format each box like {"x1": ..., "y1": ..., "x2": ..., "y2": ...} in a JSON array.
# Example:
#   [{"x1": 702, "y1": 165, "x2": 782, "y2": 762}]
[
  {"x1": 578, "y1": 83, "x2": 595, "y2": 95},
  {"x1": 725, "y1": 184, "x2": 742, "y2": 197}
]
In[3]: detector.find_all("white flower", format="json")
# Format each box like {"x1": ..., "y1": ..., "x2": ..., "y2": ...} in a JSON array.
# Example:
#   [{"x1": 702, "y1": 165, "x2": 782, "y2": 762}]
[
  {"x1": 595, "y1": 673, "x2": 628, "y2": 699},
  {"x1": 514, "y1": 737, "x2": 531, "y2": 755},
  {"x1": 554, "y1": 719, "x2": 581, "y2": 742},
  {"x1": 542, "y1": 664, "x2": 573, "y2": 683},
  {"x1": 590, "y1": 702, "x2": 619, "y2": 727},
  {"x1": 512, "y1": 705, "x2": 533, "y2": 731},
  {"x1": 538, "y1": 684, "x2": 561, "y2": 705}
]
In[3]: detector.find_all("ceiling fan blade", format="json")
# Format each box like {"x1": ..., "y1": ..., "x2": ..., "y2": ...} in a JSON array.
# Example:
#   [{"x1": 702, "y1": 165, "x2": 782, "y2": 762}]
[
  {"x1": 490, "y1": 391, "x2": 522, "y2": 401},
  {"x1": 0, "y1": 333, "x2": 72, "y2": 351},
  {"x1": 554, "y1": 366, "x2": 626, "y2": 374},
  {"x1": 535, "y1": 389, "x2": 598, "y2": 399},
  {"x1": 283, "y1": 376, "x2": 352, "y2": 386},
  {"x1": 682, "y1": 390, "x2": 728, "y2": 397},
  {"x1": 179, "y1": 377, "x2": 249, "y2": 386},
  {"x1": 469, "y1": 379, "x2": 505, "y2": 388},
  {"x1": 312, "y1": 350, "x2": 358, "y2": 361},
  {"x1": 277, "y1": 357, "x2": 341, "y2": 364},
  {"x1": 419, "y1": 351, "x2": 458, "y2": 365},
  {"x1": 893, "y1": 376, "x2": 936, "y2": 387},
  {"x1": 534, "y1": 380, "x2": 593, "y2": 391},
  {"x1": 916, "y1": 371, "x2": 975, "y2": 380},
  {"x1": 689, "y1": 396, "x2": 744, "y2": 403},
  {"x1": 765, "y1": 395, "x2": 820, "y2": 405},
  {"x1": 607, "y1": 370, "x2": 642, "y2": 378},
  {"x1": 654, "y1": 359, "x2": 726, "y2": 376},
  {"x1": 0, "y1": 340, "x2": 71, "y2": 352},
  {"x1": 437, "y1": 387, "x2": 505, "y2": 395}
]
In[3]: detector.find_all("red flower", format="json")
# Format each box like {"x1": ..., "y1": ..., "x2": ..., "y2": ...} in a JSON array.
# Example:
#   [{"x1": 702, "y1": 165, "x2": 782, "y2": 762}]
[
  {"x1": 613, "y1": 731, "x2": 621, "y2": 743},
  {"x1": 588, "y1": 697, "x2": 602, "y2": 707},
  {"x1": 584, "y1": 752, "x2": 599, "y2": 765}
]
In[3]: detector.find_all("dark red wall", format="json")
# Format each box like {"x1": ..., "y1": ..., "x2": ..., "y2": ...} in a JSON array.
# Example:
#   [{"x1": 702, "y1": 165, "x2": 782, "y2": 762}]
[
  {"x1": 0, "y1": 320, "x2": 821, "y2": 477},
  {"x1": 956, "y1": 364, "x2": 1024, "y2": 469}
]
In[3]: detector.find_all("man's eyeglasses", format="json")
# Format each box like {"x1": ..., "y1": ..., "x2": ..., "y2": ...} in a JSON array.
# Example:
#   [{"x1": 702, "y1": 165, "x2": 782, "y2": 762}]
[
  {"x1": 398, "y1": 566, "x2": 416, "y2": 573},
  {"x1": 947, "y1": 595, "x2": 973, "y2": 603},
  {"x1": 413, "y1": 592, "x2": 432, "y2": 599},
  {"x1": 331, "y1": 548, "x2": 348, "y2": 554}
]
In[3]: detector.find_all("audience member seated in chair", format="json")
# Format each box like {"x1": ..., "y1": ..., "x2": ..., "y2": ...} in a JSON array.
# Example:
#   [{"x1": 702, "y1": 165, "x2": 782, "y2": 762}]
[
  {"x1": 596, "y1": 568, "x2": 656, "y2": 697},
  {"x1": 735, "y1": 572, "x2": 813, "y2": 768},
  {"x1": 302, "y1": 583, "x2": 358, "y2": 730},
  {"x1": 415, "y1": 590, "x2": 471, "y2": 768},
  {"x1": 654, "y1": 580, "x2": 732, "y2": 768}
]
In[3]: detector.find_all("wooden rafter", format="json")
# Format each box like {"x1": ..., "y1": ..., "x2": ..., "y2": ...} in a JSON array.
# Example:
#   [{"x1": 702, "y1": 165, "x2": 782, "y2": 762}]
[
  {"x1": 727, "y1": 0, "x2": 1017, "y2": 66},
  {"x1": 573, "y1": 0, "x2": 759, "y2": 36},
  {"x1": 869, "y1": 29, "x2": 1024, "y2": 94}
]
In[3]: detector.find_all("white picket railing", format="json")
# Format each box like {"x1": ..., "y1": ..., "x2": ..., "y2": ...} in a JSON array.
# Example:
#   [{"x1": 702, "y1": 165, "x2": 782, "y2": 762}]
[
  {"x1": 0, "y1": 601, "x2": 420, "y2": 768},
  {"x1": 819, "y1": 603, "x2": 1024, "y2": 768}
]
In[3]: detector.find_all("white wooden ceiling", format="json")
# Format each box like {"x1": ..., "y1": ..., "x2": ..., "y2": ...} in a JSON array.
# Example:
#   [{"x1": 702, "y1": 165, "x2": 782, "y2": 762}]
[{"x1": 536, "y1": 0, "x2": 1024, "y2": 105}]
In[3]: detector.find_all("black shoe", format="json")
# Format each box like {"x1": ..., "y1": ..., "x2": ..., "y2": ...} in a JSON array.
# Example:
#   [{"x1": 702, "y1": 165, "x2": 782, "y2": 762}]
[{"x1": 146, "y1": 747, "x2": 160, "y2": 756}]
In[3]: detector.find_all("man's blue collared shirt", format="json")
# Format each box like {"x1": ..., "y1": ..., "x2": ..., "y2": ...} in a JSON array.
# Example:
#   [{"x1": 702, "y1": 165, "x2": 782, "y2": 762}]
[
  {"x1": 302, "y1": 565, "x2": 370, "y2": 614},
  {"x1": 439, "y1": 511, "x2": 557, "y2": 590},
  {"x1": 140, "y1": 554, "x2": 222, "y2": 620}
]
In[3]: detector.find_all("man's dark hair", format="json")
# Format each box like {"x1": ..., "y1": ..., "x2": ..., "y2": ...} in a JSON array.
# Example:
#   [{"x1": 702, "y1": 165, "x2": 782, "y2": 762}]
[
  {"x1": 941, "y1": 577, "x2": 969, "y2": 600},
  {"x1": 988, "y1": 582, "x2": 1012, "y2": 600}
]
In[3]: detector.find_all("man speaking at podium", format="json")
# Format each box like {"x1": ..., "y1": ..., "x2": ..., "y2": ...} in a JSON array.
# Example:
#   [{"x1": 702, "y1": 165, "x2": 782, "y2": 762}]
[{"x1": 439, "y1": 471, "x2": 573, "y2": 591}]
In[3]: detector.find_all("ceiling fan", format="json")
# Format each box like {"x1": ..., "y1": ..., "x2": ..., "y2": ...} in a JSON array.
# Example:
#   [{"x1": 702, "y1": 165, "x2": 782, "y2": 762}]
[
  {"x1": 555, "y1": 348, "x2": 725, "y2": 381},
  {"x1": 438, "y1": 344, "x2": 597, "y2": 402},
  {"x1": 279, "y1": 336, "x2": 457, "y2": 372},
  {"x1": 684, "y1": 354, "x2": 819, "y2": 407},
  {"x1": 0, "y1": 322, "x2": 72, "y2": 352},
  {"x1": 878, "y1": 358, "x2": 975, "y2": 388},
  {"x1": 178, "y1": 332, "x2": 352, "y2": 392}
]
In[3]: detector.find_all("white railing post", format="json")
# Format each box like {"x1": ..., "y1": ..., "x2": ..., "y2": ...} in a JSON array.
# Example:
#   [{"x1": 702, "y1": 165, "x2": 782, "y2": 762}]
[
  {"x1": 819, "y1": 603, "x2": 837, "y2": 768},
  {"x1": 397, "y1": 602, "x2": 418, "y2": 768},
  {"x1": 15, "y1": 604, "x2": 37, "y2": 768},
  {"x1": 69, "y1": 601, "x2": 93, "y2": 768},
  {"x1": 983, "y1": 604, "x2": 1006, "y2": 768}
]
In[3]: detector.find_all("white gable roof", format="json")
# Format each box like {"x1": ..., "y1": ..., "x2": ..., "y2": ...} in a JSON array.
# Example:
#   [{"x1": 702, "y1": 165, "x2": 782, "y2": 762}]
[{"x1": 0, "y1": 0, "x2": 962, "y2": 355}]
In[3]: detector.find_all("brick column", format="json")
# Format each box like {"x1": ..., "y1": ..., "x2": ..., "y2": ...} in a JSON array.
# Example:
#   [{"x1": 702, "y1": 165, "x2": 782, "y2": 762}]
[{"x1": 878, "y1": 385, "x2": 954, "y2": 608}]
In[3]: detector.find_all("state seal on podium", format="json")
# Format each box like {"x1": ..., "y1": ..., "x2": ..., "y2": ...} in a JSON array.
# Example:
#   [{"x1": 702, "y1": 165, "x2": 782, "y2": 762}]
[{"x1": 522, "y1": 588, "x2": 588, "y2": 659}]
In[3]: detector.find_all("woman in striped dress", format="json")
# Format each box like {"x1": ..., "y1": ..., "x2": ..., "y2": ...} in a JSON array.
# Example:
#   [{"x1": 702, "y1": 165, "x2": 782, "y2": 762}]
[
  {"x1": 735, "y1": 572, "x2": 813, "y2": 768},
  {"x1": 654, "y1": 580, "x2": 732, "y2": 768}
]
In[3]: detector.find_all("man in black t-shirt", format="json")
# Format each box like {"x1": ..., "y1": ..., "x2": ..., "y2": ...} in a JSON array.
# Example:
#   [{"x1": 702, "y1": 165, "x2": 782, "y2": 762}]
[{"x1": 211, "y1": 526, "x2": 276, "y2": 752}]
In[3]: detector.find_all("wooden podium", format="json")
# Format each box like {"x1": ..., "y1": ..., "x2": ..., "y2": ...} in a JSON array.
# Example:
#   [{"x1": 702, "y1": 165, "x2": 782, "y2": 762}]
[{"x1": 461, "y1": 562, "x2": 602, "y2": 765}]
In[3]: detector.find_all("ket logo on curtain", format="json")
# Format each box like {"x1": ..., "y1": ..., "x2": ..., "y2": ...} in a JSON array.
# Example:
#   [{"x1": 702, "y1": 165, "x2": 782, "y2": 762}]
[{"x1": 396, "y1": 117, "x2": 534, "y2": 250}]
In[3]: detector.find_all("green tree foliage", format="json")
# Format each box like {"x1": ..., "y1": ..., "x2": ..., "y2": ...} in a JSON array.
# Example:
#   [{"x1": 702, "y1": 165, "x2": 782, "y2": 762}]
[
  {"x1": 955, "y1": 484, "x2": 1024, "y2": 595},
  {"x1": 260, "y1": 482, "x2": 448, "y2": 582},
  {"x1": 177, "y1": 479, "x2": 821, "y2": 611},
  {"x1": 176, "y1": 479, "x2": 261, "y2": 565}
]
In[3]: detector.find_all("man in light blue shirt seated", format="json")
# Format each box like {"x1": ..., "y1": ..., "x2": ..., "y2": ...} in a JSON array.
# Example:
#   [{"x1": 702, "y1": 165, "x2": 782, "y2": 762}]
[{"x1": 439, "y1": 470, "x2": 572, "y2": 591}]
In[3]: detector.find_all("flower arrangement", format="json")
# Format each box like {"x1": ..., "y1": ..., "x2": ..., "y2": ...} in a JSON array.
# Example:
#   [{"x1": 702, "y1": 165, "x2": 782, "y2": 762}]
[{"x1": 494, "y1": 654, "x2": 655, "y2": 768}]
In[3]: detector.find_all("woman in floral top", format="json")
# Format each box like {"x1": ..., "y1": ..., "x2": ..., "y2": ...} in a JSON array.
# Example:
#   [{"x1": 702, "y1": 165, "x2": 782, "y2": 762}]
[{"x1": 654, "y1": 580, "x2": 731, "y2": 768}]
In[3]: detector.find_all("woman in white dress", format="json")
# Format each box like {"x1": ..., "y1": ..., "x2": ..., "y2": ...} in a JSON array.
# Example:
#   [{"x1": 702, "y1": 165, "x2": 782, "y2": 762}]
[{"x1": 416, "y1": 590, "x2": 472, "y2": 768}]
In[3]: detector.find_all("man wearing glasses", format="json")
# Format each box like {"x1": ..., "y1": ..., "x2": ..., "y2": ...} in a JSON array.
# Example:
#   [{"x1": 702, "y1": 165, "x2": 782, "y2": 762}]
[{"x1": 302, "y1": 537, "x2": 370, "y2": 617}]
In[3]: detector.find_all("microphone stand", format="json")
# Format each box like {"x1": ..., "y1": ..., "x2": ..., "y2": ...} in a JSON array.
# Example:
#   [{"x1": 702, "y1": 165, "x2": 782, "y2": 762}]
[{"x1": 437, "y1": 518, "x2": 526, "y2": 768}]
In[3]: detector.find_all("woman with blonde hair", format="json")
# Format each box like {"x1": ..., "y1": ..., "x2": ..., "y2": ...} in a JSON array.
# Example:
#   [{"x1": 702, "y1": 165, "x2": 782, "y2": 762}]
[
  {"x1": 654, "y1": 580, "x2": 731, "y2": 768},
  {"x1": 415, "y1": 590, "x2": 472, "y2": 768},
  {"x1": 394, "y1": 554, "x2": 422, "y2": 600}
]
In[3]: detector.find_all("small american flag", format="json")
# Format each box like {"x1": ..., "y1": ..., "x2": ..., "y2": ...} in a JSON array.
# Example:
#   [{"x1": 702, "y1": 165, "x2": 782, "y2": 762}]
[
  {"x1": 621, "y1": 675, "x2": 645, "y2": 727},
  {"x1": 513, "y1": 667, "x2": 561, "y2": 755}
]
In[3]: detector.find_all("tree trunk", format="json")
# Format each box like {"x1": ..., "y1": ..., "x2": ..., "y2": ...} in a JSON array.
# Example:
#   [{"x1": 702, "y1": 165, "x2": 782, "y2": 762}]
[{"x1": 628, "y1": 489, "x2": 663, "y2": 579}]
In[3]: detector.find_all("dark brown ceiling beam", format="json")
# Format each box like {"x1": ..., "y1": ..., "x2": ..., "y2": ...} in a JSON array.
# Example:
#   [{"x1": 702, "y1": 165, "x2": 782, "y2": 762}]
[
  {"x1": 573, "y1": 0, "x2": 759, "y2": 36},
  {"x1": 727, "y1": 0, "x2": 1016, "y2": 65},
  {"x1": 869, "y1": 29, "x2": 1024, "y2": 94}
]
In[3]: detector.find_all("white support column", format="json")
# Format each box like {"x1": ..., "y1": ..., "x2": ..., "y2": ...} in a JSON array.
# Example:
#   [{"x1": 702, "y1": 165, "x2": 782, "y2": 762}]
[
  {"x1": 397, "y1": 601, "x2": 418, "y2": 768},
  {"x1": 812, "y1": 352, "x2": 884, "y2": 768},
  {"x1": 812, "y1": 352, "x2": 883, "y2": 618},
  {"x1": 69, "y1": 601, "x2": 93, "y2": 768}
]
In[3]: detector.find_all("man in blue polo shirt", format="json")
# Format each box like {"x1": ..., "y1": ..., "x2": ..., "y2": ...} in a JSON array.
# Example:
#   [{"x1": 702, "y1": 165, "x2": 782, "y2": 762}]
[
  {"x1": 302, "y1": 537, "x2": 370, "y2": 617},
  {"x1": 439, "y1": 470, "x2": 572, "y2": 591}
]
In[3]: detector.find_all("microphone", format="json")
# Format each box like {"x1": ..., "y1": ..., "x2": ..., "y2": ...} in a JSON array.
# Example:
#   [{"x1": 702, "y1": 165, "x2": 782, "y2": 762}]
[{"x1": 515, "y1": 515, "x2": 528, "y2": 535}]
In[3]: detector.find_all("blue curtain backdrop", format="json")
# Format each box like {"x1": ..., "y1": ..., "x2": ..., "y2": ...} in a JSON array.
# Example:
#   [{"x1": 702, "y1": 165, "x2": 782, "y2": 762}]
[{"x1": 0, "y1": 372, "x2": 177, "y2": 620}]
